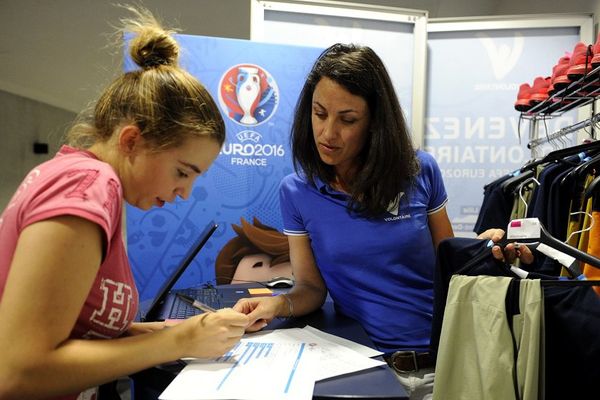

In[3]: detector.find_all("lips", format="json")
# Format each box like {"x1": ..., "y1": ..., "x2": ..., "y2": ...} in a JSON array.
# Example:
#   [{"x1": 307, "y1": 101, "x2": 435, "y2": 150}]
[{"x1": 318, "y1": 142, "x2": 339, "y2": 154}]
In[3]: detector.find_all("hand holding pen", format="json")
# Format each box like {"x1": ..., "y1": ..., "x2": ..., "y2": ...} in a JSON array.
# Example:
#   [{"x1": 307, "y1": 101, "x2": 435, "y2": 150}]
[{"x1": 174, "y1": 294, "x2": 249, "y2": 359}]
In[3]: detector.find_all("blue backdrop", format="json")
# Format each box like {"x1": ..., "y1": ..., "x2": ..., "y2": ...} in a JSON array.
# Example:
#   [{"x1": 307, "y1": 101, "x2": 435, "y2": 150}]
[{"x1": 124, "y1": 35, "x2": 323, "y2": 301}]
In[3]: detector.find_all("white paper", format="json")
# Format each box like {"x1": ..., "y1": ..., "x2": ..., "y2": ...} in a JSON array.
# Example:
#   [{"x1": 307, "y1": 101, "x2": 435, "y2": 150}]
[
  {"x1": 160, "y1": 339, "x2": 316, "y2": 400},
  {"x1": 160, "y1": 326, "x2": 386, "y2": 399},
  {"x1": 301, "y1": 328, "x2": 385, "y2": 380},
  {"x1": 302, "y1": 325, "x2": 383, "y2": 358},
  {"x1": 247, "y1": 327, "x2": 385, "y2": 381}
]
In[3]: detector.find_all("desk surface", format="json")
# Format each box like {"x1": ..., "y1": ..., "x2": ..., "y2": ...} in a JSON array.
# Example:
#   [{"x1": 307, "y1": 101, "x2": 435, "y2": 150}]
[{"x1": 131, "y1": 284, "x2": 408, "y2": 400}]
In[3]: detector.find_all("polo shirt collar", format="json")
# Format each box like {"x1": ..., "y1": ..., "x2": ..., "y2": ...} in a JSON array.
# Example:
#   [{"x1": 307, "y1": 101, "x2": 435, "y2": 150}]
[{"x1": 314, "y1": 176, "x2": 349, "y2": 199}]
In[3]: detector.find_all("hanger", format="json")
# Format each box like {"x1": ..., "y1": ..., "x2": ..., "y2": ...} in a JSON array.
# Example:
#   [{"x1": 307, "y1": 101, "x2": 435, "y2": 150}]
[
  {"x1": 522, "y1": 139, "x2": 600, "y2": 172},
  {"x1": 539, "y1": 279, "x2": 600, "y2": 286},
  {"x1": 482, "y1": 168, "x2": 520, "y2": 191},
  {"x1": 559, "y1": 151, "x2": 600, "y2": 188},
  {"x1": 584, "y1": 174, "x2": 600, "y2": 200},
  {"x1": 517, "y1": 177, "x2": 540, "y2": 217},
  {"x1": 564, "y1": 210, "x2": 594, "y2": 246},
  {"x1": 502, "y1": 170, "x2": 534, "y2": 194},
  {"x1": 506, "y1": 218, "x2": 600, "y2": 278}
]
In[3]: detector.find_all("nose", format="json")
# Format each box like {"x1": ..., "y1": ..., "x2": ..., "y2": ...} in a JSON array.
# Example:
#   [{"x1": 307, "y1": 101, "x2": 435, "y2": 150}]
[
  {"x1": 320, "y1": 118, "x2": 338, "y2": 141},
  {"x1": 175, "y1": 181, "x2": 194, "y2": 200}
]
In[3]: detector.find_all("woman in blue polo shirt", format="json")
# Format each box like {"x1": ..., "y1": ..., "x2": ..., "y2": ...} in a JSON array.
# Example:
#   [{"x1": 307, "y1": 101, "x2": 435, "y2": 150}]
[{"x1": 233, "y1": 43, "x2": 510, "y2": 400}]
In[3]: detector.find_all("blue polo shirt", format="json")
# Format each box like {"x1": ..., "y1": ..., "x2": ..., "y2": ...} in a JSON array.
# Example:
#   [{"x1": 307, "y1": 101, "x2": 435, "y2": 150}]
[{"x1": 279, "y1": 150, "x2": 448, "y2": 352}]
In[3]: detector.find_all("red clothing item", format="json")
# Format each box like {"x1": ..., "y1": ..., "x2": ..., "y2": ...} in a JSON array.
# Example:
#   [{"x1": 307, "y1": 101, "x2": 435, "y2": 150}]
[{"x1": 0, "y1": 145, "x2": 139, "y2": 399}]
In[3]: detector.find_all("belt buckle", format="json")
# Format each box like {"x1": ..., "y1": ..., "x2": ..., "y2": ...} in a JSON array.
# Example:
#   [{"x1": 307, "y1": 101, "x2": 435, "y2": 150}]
[{"x1": 390, "y1": 350, "x2": 418, "y2": 374}]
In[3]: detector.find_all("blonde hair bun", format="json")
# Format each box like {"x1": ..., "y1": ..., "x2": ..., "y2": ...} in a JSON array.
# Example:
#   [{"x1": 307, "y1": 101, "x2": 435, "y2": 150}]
[
  {"x1": 66, "y1": 4, "x2": 225, "y2": 151},
  {"x1": 121, "y1": 5, "x2": 179, "y2": 69}
]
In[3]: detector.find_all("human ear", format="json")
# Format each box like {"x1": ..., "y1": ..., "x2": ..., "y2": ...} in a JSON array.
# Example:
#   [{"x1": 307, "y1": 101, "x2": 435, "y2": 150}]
[{"x1": 118, "y1": 125, "x2": 143, "y2": 155}]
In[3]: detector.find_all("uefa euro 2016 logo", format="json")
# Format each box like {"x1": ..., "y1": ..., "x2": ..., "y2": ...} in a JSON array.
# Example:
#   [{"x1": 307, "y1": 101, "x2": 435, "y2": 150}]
[{"x1": 218, "y1": 64, "x2": 279, "y2": 126}]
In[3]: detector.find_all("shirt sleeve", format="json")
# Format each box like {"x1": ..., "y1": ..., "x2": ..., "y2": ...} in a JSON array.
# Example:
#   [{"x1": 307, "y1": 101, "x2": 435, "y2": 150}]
[
  {"x1": 22, "y1": 165, "x2": 122, "y2": 246},
  {"x1": 418, "y1": 151, "x2": 448, "y2": 214},
  {"x1": 279, "y1": 174, "x2": 308, "y2": 236}
]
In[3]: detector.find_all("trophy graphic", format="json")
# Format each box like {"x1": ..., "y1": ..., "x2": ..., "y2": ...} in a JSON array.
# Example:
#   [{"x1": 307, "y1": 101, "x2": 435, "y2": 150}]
[
  {"x1": 219, "y1": 63, "x2": 278, "y2": 126},
  {"x1": 236, "y1": 67, "x2": 261, "y2": 125}
]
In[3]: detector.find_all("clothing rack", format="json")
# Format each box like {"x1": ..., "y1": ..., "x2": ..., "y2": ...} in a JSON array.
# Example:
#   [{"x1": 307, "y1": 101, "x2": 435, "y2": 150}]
[
  {"x1": 528, "y1": 113, "x2": 600, "y2": 151},
  {"x1": 537, "y1": 221, "x2": 600, "y2": 274},
  {"x1": 540, "y1": 279, "x2": 600, "y2": 286}
]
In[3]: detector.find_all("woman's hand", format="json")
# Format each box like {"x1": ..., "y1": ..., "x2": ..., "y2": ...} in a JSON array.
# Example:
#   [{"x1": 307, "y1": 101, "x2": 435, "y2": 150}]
[
  {"x1": 477, "y1": 228, "x2": 535, "y2": 265},
  {"x1": 476, "y1": 228, "x2": 505, "y2": 243},
  {"x1": 492, "y1": 242, "x2": 535, "y2": 265},
  {"x1": 177, "y1": 308, "x2": 249, "y2": 359},
  {"x1": 233, "y1": 296, "x2": 287, "y2": 332}
]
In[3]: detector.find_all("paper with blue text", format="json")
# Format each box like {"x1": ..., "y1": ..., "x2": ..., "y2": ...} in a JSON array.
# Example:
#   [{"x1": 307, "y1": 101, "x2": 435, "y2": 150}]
[{"x1": 159, "y1": 325, "x2": 385, "y2": 400}]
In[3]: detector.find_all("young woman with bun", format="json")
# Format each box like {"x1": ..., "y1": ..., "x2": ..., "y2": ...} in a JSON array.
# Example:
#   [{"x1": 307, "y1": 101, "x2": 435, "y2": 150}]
[{"x1": 0, "y1": 6, "x2": 248, "y2": 399}]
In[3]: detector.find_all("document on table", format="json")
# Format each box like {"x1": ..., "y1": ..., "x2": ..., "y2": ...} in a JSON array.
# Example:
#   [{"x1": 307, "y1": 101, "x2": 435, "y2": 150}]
[
  {"x1": 160, "y1": 339, "x2": 315, "y2": 400},
  {"x1": 247, "y1": 326, "x2": 385, "y2": 381},
  {"x1": 159, "y1": 325, "x2": 386, "y2": 400},
  {"x1": 301, "y1": 325, "x2": 383, "y2": 358}
]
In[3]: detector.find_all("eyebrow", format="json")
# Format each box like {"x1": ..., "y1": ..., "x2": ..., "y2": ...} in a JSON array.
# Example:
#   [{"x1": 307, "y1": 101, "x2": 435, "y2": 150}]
[
  {"x1": 313, "y1": 101, "x2": 359, "y2": 115},
  {"x1": 179, "y1": 160, "x2": 201, "y2": 174}
]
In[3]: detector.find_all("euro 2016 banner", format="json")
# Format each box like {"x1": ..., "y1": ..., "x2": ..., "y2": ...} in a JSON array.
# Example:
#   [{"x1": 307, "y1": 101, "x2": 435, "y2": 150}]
[{"x1": 124, "y1": 35, "x2": 323, "y2": 301}]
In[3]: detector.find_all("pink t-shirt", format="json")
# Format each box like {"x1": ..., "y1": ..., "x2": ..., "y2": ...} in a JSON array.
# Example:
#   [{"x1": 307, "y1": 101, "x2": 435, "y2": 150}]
[{"x1": 0, "y1": 145, "x2": 139, "y2": 399}]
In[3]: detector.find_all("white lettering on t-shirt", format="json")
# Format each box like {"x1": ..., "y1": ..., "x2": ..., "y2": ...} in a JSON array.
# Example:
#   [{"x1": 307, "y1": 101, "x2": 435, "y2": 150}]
[
  {"x1": 89, "y1": 279, "x2": 133, "y2": 332},
  {"x1": 385, "y1": 214, "x2": 411, "y2": 222}
]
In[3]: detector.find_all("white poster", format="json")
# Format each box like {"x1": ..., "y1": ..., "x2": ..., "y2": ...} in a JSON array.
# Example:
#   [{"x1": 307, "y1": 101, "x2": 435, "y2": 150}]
[{"x1": 425, "y1": 26, "x2": 581, "y2": 236}]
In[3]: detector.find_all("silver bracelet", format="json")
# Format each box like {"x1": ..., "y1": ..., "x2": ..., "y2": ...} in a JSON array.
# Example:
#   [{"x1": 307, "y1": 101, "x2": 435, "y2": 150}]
[{"x1": 280, "y1": 293, "x2": 293, "y2": 319}]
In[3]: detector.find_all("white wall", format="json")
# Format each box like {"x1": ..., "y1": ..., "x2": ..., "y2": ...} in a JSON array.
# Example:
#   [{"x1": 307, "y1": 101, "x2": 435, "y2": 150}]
[
  {"x1": 0, "y1": 0, "x2": 251, "y2": 114},
  {"x1": 595, "y1": 1, "x2": 600, "y2": 33},
  {"x1": 0, "y1": 91, "x2": 74, "y2": 209}
]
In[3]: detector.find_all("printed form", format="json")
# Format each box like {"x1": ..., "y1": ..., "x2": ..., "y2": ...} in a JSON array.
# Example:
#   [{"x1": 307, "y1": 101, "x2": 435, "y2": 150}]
[
  {"x1": 159, "y1": 325, "x2": 386, "y2": 400},
  {"x1": 159, "y1": 339, "x2": 316, "y2": 400}
]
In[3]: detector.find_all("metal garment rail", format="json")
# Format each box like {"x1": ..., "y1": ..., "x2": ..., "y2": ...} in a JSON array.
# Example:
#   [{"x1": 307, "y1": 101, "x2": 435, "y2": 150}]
[{"x1": 528, "y1": 113, "x2": 600, "y2": 151}]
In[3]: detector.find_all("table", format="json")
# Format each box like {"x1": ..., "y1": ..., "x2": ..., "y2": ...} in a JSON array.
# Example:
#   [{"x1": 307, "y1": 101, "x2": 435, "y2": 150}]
[{"x1": 130, "y1": 286, "x2": 408, "y2": 400}]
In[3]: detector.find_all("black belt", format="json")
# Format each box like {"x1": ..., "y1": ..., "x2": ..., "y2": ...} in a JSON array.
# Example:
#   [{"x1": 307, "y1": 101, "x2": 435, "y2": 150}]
[{"x1": 383, "y1": 351, "x2": 435, "y2": 373}]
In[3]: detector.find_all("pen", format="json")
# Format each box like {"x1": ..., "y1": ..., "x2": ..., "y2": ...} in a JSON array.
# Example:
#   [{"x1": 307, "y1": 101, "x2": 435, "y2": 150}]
[{"x1": 176, "y1": 293, "x2": 217, "y2": 313}]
